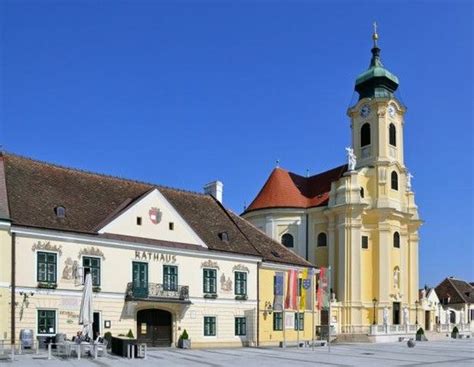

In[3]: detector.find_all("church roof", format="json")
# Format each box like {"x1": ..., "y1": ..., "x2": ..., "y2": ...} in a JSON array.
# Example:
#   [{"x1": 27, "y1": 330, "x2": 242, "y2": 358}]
[
  {"x1": 0, "y1": 152, "x2": 311, "y2": 267},
  {"x1": 244, "y1": 164, "x2": 347, "y2": 213}
]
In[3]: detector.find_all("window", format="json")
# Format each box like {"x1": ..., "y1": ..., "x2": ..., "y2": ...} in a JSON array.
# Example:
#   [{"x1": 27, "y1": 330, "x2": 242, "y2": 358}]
[
  {"x1": 273, "y1": 312, "x2": 283, "y2": 331},
  {"x1": 169, "y1": 222, "x2": 174, "y2": 230},
  {"x1": 361, "y1": 123, "x2": 371, "y2": 147},
  {"x1": 360, "y1": 187, "x2": 365, "y2": 198},
  {"x1": 218, "y1": 232, "x2": 229, "y2": 241},
  {"x1": 54, "y1": 206, "x2": 66, "y2": 218},
  {"x1": 294, "y1": 312, "x2": 304, "y2": 331},
  {"x1": 389, "y1": 123, "x2": 397, "y2": 146},
  {"x1": 362, "y1": 235, "x2": 369, "y2": 249},
  {"x1": 163, "y1": 265, "x2": 178, "y2": 291},
  {"x1": 297, "y1": 278, "x2": 302, "y2": 297},
  {"x1": 37, "y1": 310, "x2": 56, "y2": 335},
  {"x1": 234, "y1": 272, "x2": 247, "y2": 296},
  {"x1": 37, "y1": 252, "x2": 57, "y2": 284},
  {"x1": 204, "y1": 316, "x2": 216, "y2": 336},
  {"x1": 136, "y1": 217, "x2": 142, "y2": 225},
  {"x1": 203, "y1": 268, "x2": 217, "y2": 294},
  {"x1": 391, "y1": 171, "x2": 398, "y2": 190},
  {"x1": 317, "y1": 233, "x2": 327, "y2": 247},
  {"x1": 281, "y1": 233, "x2": 294, "y2": 248},
  {"x1": 235, "y1": 317, "x2": 246, "y2": 336},
  {"x1": 393, "y1": 232, "x2": 400, "y2": 248},
  {"x1": 83, "y1": 257, "x2": 101, "y2": 286}
]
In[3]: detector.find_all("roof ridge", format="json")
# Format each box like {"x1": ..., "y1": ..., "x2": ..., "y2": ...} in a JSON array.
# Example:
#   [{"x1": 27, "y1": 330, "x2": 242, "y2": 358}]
[{"x1": 2, "y1": 151, "x2": 206, "y2": 197}]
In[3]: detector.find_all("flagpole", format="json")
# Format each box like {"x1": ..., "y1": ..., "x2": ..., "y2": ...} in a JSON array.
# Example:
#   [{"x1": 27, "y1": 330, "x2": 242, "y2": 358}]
[
  {"x1": 327, "y1": 266, "x2": 331, "y2": 353},
  {"x1": 311, "y1": 268, "x2": 315, "y2": 351},
  {"x1": 297, "y1": 269, "x2": 300, "y2": 349}
]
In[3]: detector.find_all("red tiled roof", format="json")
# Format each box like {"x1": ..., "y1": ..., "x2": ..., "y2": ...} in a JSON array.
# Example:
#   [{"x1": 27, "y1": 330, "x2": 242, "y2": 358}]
[{"x1": 245, "y1": 165, "x2": 347, "y2": 213}]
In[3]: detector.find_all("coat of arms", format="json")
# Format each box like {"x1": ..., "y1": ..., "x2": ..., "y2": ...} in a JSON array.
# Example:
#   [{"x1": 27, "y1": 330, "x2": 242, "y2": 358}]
[{"x1": 149, "y1": 207, "x2": 162, "y2": 224}]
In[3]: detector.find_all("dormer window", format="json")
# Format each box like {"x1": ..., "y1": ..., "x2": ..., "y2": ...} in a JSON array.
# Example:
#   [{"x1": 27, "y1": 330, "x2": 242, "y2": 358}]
[
  {"x1": 169, "y1": 222, "x2": 174, "y2": 231},
  {"x1": 54, "y1": 206, "x2": 66, "y2": 218},
  {"x1": 218, "y1": 232, "x2": 229, "y2": 242}
]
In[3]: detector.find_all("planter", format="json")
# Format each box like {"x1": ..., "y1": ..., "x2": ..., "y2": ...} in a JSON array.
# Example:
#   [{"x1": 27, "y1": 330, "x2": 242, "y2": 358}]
[
  {"x1": 235, "y1": 295, "x2": 248, "y2": 301},
  {"x1": 204, "y1": 293, "x2": 217, "y2": 299},
  {"x1": 93, "y1": 286, "x2": 101, "y2": 292},
  {"x1": 451, "y1": 333, "x2": 459, "y2": 339},
  {"x1": 178, "y1": 338, "x2": 191, "y2": 349},
  {"x1": 416, "y1": 334, "x2": 427, "y2": 341},
  {"x1": 37, "y1": 282, "x2": 57, "y2": 289}
]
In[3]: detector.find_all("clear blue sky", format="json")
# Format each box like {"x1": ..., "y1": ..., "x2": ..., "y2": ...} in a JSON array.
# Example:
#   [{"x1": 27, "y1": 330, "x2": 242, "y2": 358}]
[{"x1": 1, "y1": 1, "x2": 472, "y2": 287}]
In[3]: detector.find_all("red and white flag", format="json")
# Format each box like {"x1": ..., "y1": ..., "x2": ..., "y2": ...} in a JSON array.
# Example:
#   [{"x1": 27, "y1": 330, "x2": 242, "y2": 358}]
[{"x1": 285, "y1": 269, "x2": 298, "y2": 310}]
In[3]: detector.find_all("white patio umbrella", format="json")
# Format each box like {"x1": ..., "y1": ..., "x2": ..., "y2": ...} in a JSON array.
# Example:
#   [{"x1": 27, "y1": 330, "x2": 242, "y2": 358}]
[{"x1": 79, "y1": 273, "x2": 94, "y2": 339}]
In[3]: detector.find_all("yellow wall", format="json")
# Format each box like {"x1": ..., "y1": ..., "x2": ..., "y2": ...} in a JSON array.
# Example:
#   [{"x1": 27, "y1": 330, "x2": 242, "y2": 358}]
[
  {"x1": 0, "y1": 226, "x2": 11, "y2": 340},
  {"x1": 258, "y1": 267, "x2": 316, "y2": 346}
]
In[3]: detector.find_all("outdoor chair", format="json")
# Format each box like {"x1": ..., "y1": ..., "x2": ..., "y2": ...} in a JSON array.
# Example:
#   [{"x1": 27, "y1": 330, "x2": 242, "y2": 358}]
[{"x1": 95, "y1": 339, "x2": 108, "y2": 357}]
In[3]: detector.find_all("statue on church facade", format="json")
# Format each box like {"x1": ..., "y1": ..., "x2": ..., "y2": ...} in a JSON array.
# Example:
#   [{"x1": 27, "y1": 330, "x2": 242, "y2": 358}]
[
  {"x1": 383, "y1": 307, "x2": 389, "y2": 326},
  {"x1": 346, "y1": 147, "x2": 357, "y2": 171},
  {"x1": 407, "y1": 172, "x2": 414, "y2": 191},
  {"x1": 403, "y1": 306, "x2": 409, "y2": 325}
]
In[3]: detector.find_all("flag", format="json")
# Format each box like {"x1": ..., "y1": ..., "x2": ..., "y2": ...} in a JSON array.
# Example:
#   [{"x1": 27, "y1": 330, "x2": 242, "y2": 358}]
[
  {"x1": 285, "y1": 269, "x2": 298, "y2": 310},
  {"x1": 273, "y1": 272, "x2": 285, "y2": 311},
  {"x1": 300, "y1": 268, "x2": 309, "y2": 310},
  {"x1": 317, "y1": 267, "x2": 330, "y2": 310}
]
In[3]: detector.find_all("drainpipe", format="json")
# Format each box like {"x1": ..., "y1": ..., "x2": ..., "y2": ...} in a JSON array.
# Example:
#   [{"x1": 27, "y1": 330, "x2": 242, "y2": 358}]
[
  {"x1": 305, "y1": 213, "x2": 309, "y2": 261},
  {"x1": 10, "y1": 232, "x2": 16, "y2": 345},
  {"x1": 256, "y1": 262, "x2": 260, "y2": 347}
]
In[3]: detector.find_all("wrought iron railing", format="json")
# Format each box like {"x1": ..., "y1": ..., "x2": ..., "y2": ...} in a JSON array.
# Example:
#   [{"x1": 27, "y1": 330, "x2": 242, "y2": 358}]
[{"x1": 126, "y1": 282, "x2": 189, "y2": 301}]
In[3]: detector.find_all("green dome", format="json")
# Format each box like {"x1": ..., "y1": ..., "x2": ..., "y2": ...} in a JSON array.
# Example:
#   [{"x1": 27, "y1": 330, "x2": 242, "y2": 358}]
[{"x1": 355, "y1": 46, "x2": 399, "y2": 100}]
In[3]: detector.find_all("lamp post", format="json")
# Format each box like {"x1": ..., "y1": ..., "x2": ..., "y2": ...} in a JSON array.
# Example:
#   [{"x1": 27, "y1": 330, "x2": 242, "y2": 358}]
[
  {"x1": 372, "y1": 298, "x2": 378, "y2": 325},
  {"x1": 415, "y1": 300, "x2": 419, "y2": 326}
]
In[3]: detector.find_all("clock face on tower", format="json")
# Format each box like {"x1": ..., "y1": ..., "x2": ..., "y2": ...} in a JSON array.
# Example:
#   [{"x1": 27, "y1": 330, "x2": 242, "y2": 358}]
[
  {"x1": 360, "y1": 104, "x2": 371, "y2": 118},
  {"x1": 388, "y1": 105, "x2": 396, "y2": 117}
]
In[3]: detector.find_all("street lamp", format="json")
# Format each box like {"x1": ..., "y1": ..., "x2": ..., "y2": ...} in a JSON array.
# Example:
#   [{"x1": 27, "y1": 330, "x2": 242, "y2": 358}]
[
  {"x1": 415, "y1": 300, "x2": 419, "y2": 325},
  {"x1": 372, "y1": 298, "x2": 378, "y2": 325}
]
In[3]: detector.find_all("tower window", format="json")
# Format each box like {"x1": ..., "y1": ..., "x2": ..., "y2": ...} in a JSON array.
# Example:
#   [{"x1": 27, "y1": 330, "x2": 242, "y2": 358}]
[
  {"x1": 317, "y1": 233, "x2": 327, "y2": 247},
  {"x1": 362, "y1": 235, "x2": 369, "y2": 249},
  {"x1": 281, "y1": 233, "x2": 294, "y2": 248},
  {"x1": 169, "y1": 222, "x2": 174, "y2": 230},
  {"x1": 389, "y1": 123, "x2": 397, "y2": 146},
  {"x1": 391, "y1": 171, "x2": 398, "y2": 190},
  {"x1": 136, "y1": 217, "x2": 142, "y2": 226},
  {"x1": 360, "y1": 187, "x2": 365, "y2": 198},
  {"x1": 393, "y1": 232, "x2": 400, "y2": 248},
  {"x1": 361, "y1": 123, "x2": 371, "y2": 147}
]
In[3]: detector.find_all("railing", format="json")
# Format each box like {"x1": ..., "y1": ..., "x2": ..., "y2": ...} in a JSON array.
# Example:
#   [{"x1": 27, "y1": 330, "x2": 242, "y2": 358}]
[
  {"x1": 126, "y1": 282, "x2": 189, "y2": 301},
  {"x1": 437, "y1": 323, "x2": 471, "y2": 333},
  {"x1": 340, "y1": 325, "x2": 370, "y2": 334},
  {"x1": 369, "y1": 324, "x2": 419, "y2": 336}
]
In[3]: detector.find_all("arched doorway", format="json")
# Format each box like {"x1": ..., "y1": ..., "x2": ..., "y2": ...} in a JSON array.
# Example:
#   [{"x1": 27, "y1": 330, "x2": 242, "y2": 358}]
[{"x1": 137, "y1": 309, "x2": 172, "y2": 347}]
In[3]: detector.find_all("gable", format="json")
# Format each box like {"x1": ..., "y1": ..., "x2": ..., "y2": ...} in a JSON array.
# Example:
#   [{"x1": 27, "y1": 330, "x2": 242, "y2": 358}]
[{"x1": 98, "y1": 188, "x2": 207, "y2": 247}]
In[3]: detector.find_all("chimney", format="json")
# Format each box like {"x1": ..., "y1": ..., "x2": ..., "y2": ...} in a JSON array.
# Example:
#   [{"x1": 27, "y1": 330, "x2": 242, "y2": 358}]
[{"x1": 204, "y1": 181, "x2": 223, "y2": 203}]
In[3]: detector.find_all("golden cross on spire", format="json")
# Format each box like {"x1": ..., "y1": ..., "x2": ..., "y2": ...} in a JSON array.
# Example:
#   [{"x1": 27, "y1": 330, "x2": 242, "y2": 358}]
[{"x1": 372, "y1": 21, "x2": 379, "y2": 47}]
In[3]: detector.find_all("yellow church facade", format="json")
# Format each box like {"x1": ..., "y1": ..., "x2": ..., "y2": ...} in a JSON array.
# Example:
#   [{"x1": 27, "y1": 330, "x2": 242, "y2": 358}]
[{"x1": 243, "y1": 30, "x2": 423, "y2": 338}]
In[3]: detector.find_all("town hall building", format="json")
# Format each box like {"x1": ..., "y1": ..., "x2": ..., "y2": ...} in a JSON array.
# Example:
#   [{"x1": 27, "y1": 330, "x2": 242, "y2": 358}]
[{"x1": 243, "y1": 28, "x2": 423, "y2": 338}]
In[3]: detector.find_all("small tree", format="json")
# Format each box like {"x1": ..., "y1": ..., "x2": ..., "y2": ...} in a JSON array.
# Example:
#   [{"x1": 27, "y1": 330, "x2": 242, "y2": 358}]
[
  {"x1": 179, "y1": 329, "x2": 189, "y2": 340},
  {"x1": 451, "y1": 326, "x2": 459, "y2": 339},
  {"x1": 416, "y1": 327, "x2": 424, "y2": 336},
  {"x1": 126, "y1": 329, "x2": 134, "y2": 338}
]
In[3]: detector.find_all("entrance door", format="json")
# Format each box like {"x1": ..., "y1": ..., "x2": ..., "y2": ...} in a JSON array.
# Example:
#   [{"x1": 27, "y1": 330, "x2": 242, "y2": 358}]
[
  {"x1": 393, "y1": 302, "x2": 401, "y2": 325},
  {"x1": 132, "y1": 262, "x2": 148, "y2": 298},
  {"x1": 93, "y1": 312, "x2": 100, "y2": 339},
  {"x1": 425, "y1": 311, "x2": 430, "y2": 330},
  {"x1": 137, "y1": 309, "x2": 172, "y2": 347}
]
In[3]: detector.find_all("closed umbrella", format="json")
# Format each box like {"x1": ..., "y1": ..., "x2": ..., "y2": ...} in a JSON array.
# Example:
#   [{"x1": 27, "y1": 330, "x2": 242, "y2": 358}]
[{"x1": 79, "y1": 273, "x2": 94, "y2": 339}]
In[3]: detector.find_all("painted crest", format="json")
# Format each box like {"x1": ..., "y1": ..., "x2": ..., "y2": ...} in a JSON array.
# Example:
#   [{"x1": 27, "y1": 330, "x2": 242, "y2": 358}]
[
  {"x1": 302, "y1": 279, "x2": 311, "y2": 290},
  {"x1": 148, "y1": 207, "x2": 162, "y2": 224}
]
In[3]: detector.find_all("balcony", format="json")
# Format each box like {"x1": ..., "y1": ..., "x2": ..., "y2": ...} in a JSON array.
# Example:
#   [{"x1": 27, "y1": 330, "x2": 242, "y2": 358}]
[{"x1": 125, "y1": 282, "x2": 190, "y2": 303}]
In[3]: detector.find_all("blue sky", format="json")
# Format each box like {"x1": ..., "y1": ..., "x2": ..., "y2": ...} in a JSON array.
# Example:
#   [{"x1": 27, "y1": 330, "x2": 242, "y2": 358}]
[{"x1": 1, "y1": 0, "x2": 472, "y2": 287}]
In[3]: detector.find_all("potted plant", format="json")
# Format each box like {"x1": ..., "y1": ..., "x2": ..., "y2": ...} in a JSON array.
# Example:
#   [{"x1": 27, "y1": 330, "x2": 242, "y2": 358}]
[
  {"x1": 104, "y1": 332, "x2": 112, "y2": 349},
  {"x1": 451, "y1": 326, "x2": 459, "y2": 339},
  {"x1": 178, "y1": 329, "x2": 191, "y2": 349},
  {"x1": 416, "y1": 327, "x2": 426, "y2": 341},
  {"x1": 126, "y1": 329, "x2": 134, "y2": 339}
]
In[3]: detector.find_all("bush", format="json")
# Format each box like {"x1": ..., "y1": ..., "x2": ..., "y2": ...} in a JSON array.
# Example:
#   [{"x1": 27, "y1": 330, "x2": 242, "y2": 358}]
[
  {"x1": 179, "y1": 329, "x2": 189, "y2": 340},
  {"x1": 126, "y1": 329, "x2": 134, "y2": 338},
  {"x1": 452, "y1": 326, "x2": 459, "y2": 334},
  {"x1": 104, "y1": 332, "x2": 112, "y2": 343},
  {"x1": 416, "y1": 327, "x2": 424, "y2": 335}
]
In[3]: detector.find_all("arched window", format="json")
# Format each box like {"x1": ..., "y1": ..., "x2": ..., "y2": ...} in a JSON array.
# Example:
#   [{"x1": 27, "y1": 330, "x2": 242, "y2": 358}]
[
  {"x1": 317, "y1": 233, "x2": 327, "y2": 247},
  {"x1": 389, "y1": 123, "x2": 397, "y2": 146},
  {"x1": 54, "y1": 206, "x2": 66, "y2": 218},
  {"x1": 360, "y1": 187, "x2": 365, "y2": 198},
  {"x1": 391, "y1": 171, "x2": 398, "y2": 190},
  {"x1": 281, "y1": 233, "x2": 294, "y2": 248},
  {"x1": 393, "y1": 232, "x2": 400, "y2": 248},
  {"x1": 361, "y1": 123, "x2": 371, "y2": 147}
]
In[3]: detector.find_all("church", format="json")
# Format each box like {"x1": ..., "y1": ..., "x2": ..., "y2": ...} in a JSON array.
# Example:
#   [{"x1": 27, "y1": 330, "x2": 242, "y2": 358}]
[{"x1": 242, "y1": 27, "x2": 423, "y2": 338}]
